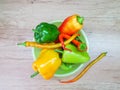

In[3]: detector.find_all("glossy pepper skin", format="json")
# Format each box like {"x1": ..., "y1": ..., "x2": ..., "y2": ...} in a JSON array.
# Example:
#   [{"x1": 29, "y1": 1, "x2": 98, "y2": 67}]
[
  {"x1": 62, "y1": 44, "x2": 90, "y2": 63},
  {"x1": 33, "y1": 22, "x2": 60, "y2": 43},
  {"x1": 58, "y1": 14, "x2": 84, "y2": 35},
  {"x1": 32, "y1": 49, "x2": 61, "y2": 80}
]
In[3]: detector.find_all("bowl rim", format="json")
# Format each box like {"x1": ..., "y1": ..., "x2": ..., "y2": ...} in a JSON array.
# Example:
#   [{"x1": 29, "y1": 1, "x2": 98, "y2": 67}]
[{"x1": 32, "y1": 20, "x2": 89, "y2": 78}]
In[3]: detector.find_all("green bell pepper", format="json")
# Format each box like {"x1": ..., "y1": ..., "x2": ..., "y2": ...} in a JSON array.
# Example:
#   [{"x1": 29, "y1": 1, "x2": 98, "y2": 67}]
[
  {"x1": 33, "y1": 22, "x2": 60, "y2": 43},
  {"x1": 62, "y1": 44, "x2": 90, "y2": 63}
]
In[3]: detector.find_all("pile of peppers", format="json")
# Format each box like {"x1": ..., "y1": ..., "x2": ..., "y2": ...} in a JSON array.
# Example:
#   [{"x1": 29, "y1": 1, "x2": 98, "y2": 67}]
[
  {"x1": 30, "y1": 14, "x2": 91, "y2": 80},
  {"x1": 18, "y1": 14, "x2": 91, "y2": 82},
  {"x1": 18, "y1": 14, "x2": 107, "y2": 83}
]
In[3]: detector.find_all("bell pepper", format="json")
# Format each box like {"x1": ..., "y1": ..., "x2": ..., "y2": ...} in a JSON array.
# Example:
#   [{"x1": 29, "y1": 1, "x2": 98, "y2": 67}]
[
  {"x1": 33, "y1": 22, "x2": 60, "y2": 43},
  {"x1": 31, "y1": 49, "x2": 61, "y2": 80},
  {"x1": 58, "y1": 14, "x2": 84, "y2": 35},
  {"x1": 62, "y1": 44, "x2": 90, "y2": 63}
]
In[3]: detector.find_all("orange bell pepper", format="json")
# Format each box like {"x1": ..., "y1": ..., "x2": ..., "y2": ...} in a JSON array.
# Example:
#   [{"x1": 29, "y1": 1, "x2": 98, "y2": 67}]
[{"x1": 58, "y1": 14, "x2": 84, "y2": 35}]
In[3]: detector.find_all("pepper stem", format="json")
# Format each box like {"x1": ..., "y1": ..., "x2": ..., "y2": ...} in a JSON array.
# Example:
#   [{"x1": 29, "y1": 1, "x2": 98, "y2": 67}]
[
  {"x1": 32, "y1": 29, "x2": 39, "y2": 33},
  {"x1": 17, "y1": 42, "x2": 26, "y2": 46},
  {"x1": 77, "y1": 16, "x2": 84, "y2": 24},
  {"x1": 30, "y1": 71, "x2": 39, "y2": 78}
]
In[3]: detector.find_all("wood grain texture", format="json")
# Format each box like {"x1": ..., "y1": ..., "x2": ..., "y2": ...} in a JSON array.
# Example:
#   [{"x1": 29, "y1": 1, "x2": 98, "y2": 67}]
[{"x1": 0, "y1": 0, "x2": 120, "y2": 90}]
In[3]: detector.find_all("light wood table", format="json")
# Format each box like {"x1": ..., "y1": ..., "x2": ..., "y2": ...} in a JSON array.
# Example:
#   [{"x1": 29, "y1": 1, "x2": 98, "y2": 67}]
[{"x1": 0, "y1": 0, "x2": 120, "y2": 90}]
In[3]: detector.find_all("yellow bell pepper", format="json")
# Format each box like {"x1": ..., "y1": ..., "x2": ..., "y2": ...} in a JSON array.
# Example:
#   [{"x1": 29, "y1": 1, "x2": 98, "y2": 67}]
[{"x1": 31, "y1": 49, "x2": 61, "y2": 80}]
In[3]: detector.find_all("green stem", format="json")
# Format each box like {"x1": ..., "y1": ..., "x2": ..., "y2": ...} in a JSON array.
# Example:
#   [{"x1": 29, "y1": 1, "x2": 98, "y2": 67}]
[
  {"x1": 77, "y1": 16, "x2": 84, "y2": 24},
  {"x1": 17, "y1": 42, "x2": 26, "y2": 46},
  {"x1": 32, "y1": 29, "x2": 39, "y2": 33},
  {"x1": 30, "y1": 71, "x2": 39, "y2": 78}
]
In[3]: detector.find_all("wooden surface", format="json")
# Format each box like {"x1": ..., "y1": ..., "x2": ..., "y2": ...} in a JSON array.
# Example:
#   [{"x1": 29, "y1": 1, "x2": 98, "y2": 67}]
[{"x1": 0, "y1": 0, "x2": 120, "y2": 90}]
